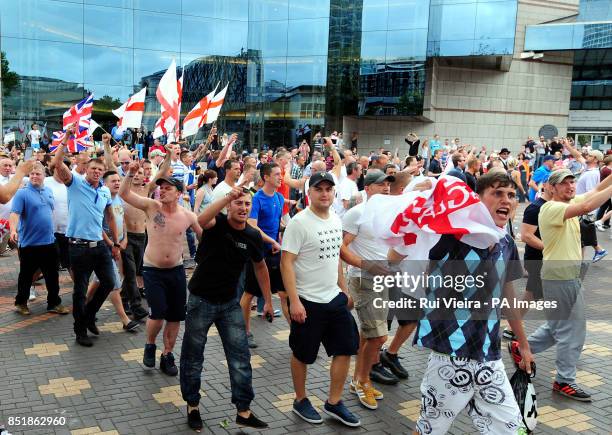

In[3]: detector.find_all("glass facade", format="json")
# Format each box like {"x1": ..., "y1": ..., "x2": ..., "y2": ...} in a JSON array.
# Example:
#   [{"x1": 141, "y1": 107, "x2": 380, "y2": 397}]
[
  {"x1": 571, "y1": 49, "x2": 612, "y2": 110},
  {"x1": 1, "y1": 0, "x2": 518, "y2": 149}
]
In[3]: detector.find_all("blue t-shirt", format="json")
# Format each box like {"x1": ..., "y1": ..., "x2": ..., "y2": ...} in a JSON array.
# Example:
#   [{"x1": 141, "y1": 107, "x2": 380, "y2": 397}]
[
  {"x1": 528, "y1": 165, "x2": 551, "y2": 201},
  {"x1": 414, "y1": 233, "x2": 522, "y2": 362},
  {"x1": 66, "y1": 175, "x2": 112, "y2": 241},
  {"x1": 11, "y1": 184, "x2": 55, "y2": 247},
  {"x1": 249, "y1": 189, "x2": 284, "y2": 252}
]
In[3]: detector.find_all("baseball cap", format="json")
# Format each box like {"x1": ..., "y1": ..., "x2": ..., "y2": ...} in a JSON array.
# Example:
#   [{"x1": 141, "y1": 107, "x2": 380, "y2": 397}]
[
  {"x1": 542, "y1": 155, "x2": 556, "y2": 162},
  {"x1": 364, "y1": 169, "x2": 395, "y2": 186},
  {"x1": 156, "y1": 176, "x2": 184, "y2": 191},
  {"x1": 588, "y1": 150, "x2": 604, "y2": 162},
  {"x1": 149, "y1": 149, "x2": 166, "y2": 158},
  {"x1": 548, "y1": 169, "x2": 575, "y2": 185},
  {"x1": 309, "y1": 171, "x2": 335, "y2": 188}
]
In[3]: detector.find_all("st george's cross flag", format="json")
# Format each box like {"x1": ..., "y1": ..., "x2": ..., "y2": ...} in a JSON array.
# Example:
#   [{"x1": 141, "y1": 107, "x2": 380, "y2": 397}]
[
  {"x1": 202, "y1": 83, "x2": 228, "y2": 125},
  {"x1": 50, "y1": 130, "x2": 92, "y2": 153},
  {"x1": 112, "y1": 87, "x2": 146, "y2": 130},
  {"x1": 63, "y1": 94, "x2": 94, "y2": 132},
  {"x1": 359, "y1": 175, "x2": 505, "y2": 260},
  {"x1": 153, "y1": 60, "x2": 179, "y2": 139},
  {"x1": 181, "y1": 84, "x2": 218, "y2": 138}
]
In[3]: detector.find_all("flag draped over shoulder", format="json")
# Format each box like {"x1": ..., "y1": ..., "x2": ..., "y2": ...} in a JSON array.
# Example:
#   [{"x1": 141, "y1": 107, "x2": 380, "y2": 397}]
[{"x1": 359, "y1": 175, "x2": 504, "y2": 260}]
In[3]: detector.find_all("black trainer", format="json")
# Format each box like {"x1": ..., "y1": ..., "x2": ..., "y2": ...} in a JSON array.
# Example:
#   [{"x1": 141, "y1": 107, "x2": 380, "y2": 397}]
[
  {"x1": 76, "y1": 334, "x2": 93, "y2": 347},
  {"x1": 160, "y1": 352, "x2": 178, "y2": 376},
  {"x1": 143, "y1": 343, "x2": 156, "y2": 369},
  {"x1": 187, "y1": 408, "x2": 203, "y2": 431},
  {"x1": 123, "y1": 320, "x2": 140, "y2": 332},
  {"x1": 87, "y1": 322, "x2": 100, "y2": 336},
  {"x1": 236, "y1": 412, "x2": 268, "y2": 429},
  {"x1": 553, "y1": 382, "x2": 592, "y2": 402},
  {"x1": 380, "y1": 349, "x2": 409, "y2": 379},
  {"x1": 370, "y1": 362, "x2": 399, "y2": 385}
]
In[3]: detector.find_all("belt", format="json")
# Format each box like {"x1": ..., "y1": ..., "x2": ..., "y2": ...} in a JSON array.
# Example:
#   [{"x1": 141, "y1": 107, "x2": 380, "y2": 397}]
[{"x1": 68, "y1": 238, "x2": 103, "y2": 248}]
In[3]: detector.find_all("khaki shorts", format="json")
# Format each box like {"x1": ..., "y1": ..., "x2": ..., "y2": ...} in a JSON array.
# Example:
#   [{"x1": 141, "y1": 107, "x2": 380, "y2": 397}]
[{"x1": 348, "y1": 277, "x2": 388, "y2": 339}]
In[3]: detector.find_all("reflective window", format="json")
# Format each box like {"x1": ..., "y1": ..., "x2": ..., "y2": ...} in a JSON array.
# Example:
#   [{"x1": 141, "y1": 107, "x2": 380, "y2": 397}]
[
  {"x1": 248, "y1": 21, "x2": 288, "y2": 57},
  {"x1": 134, "y1": 11, "x2": 181, "y2": 51},
  {"x1": 181, "y1": 16, "x2": 247, "y2": 56},
  {"x1": 433, "y1": 3, "x2": 477, "y2": 42},
  {"x1": 133, "y1": 0, "x2": 180, "y2": 14},
  {"x1": 84, "y1": 5, "x2": 133, "y2": 47},
  {"x1": 249, "y1": 0, "x2": 289, "y2": 21},
  {"x1": 360, "y1": 31, "x2": 387, "y2": 62},
  {"x1": 85, "y1": 0, "x2": 133, "y2": 7},
  {"x1": 524, "y1": 25, "x2": 575, "y2": 51},
  {"x1": 362, "y1": 0, "x2": 388, "y2": 32},
  {"x1": 473, "y1": 38, "x2": 514, "y2": 55},
  {"x1": 287, "y1": 19, "x2": 329, "y2": 57},
  {"x1": 0, "y1": 0, "x2": 83, "y2": 43},
  {"x1": 134, "y1": 48, "x2": 179, "y2": 85},
  {"x1": 288, "y1": 0, "x2": 330, "y2": 19},
  {"x1": 181, "y1": 0, "x2": 249, "y2": 21},
  {"x1": 386, "y1": 29, "x2": 427, "y2": 61},
  {"x1": 285, "y1": 56, "x2": 327, "y2": 87},
  {"x1": 1, "y1": 37, "x2": 84, "y2": 83},
  {"x1": 387, "y1": 0, "x2": 429, "y2": 31},
  {"x1": 475, "y1": 1, "x2": 516, "y2": 40},
  {"x1": 85, "y1": 85, "x2": 134, "y2": 103},
  {"x1": 84, "y1": 45, "x2": 133, "y2": 86}
]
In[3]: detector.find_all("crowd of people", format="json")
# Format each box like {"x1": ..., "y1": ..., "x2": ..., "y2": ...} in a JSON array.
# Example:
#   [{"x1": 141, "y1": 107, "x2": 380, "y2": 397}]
[{"x1": 0, "y1": 124, "x2": 611, "y2": 434}]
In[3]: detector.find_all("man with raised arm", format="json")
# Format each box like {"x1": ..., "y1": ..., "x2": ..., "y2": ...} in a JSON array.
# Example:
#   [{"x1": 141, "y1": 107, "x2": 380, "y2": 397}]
[
  {"x1": 119, "y1": 161, "x2": 202, "y2": 376},
  {"x1": 51, "y1": 125, "x2": 120, "y2": 347}
]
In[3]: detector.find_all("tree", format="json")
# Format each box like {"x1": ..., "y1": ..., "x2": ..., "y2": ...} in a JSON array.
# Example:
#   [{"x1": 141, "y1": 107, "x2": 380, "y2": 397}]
[
  {"x1": 1, "y1": 51, "x2": 20, "y2": 97},
  {"x1": 93, "y1": 94, "x2": 122, "y2": 114}
]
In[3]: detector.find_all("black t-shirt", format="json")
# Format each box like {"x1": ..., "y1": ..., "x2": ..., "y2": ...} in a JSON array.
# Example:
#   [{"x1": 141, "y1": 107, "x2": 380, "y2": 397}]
[
  {"x1": 189, "y1": 214, "x2": 264, "y2": 302},
  {"x1": 428, "y1": 158, "x2": 442, "y2": 175},
  {"x1": 465, "y1": 171, "x2": 478, "y2": 192},
  {"x1": 522, "y1": 197, "x2": 546, "y2": 260},
  {"x1": 525, "y1": 140, "x2": 535, "y2": 154},
  {"x1": 405, "y1": 138, "x2": 420, "y2": 156},
  {"x1": 207, "y1": 159, "x2": 226, "y2": 184}
]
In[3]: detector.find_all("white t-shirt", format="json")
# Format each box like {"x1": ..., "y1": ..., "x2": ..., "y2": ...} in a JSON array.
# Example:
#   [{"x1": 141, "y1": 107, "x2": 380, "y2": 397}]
[
  {"x1": 211, "y1": 180, "x2": 233, "y2": 215},
  {"x1": 334, "y1": 177, "x2": 358, "y2": 218},
  {"x1": 44, "y1": 176, "x2": 69, "y2": 234},
  {"x1": 0, "y1": 175, "x2": 13, "y2": 220},
  {"x1": 28, "y1": 129, "x2": 41, "y2": 145},
  {"x1": 576, "y1": 167, "x2": 600, "y2": 195},
  {"x1": 342, "y1": 201, "x2": 389, "y2": 278},
  {"x1": 282, "y1": 207, "x2": 343, "y2": 303}
]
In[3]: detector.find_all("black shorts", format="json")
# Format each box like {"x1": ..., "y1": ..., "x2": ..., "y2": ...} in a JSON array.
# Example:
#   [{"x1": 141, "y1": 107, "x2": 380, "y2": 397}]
[
  {"x1": 580, "y1": 218, "x2": 598, "y2": 247},
  {"x1": 289, "y1": 292, "x2": 359, "y2": 364},
  {"x1": 524, "y1": 260, "x2": 543, "y2": 300},
  {"x1": 387, "y1": 286, "x2": 420, "y2": 329},
  {"x1": 244, "y1": 253, "x2": 284, "y2": 298},
  {"x1": 142, "y1": 265, "x2": 187, "y2": 321}
]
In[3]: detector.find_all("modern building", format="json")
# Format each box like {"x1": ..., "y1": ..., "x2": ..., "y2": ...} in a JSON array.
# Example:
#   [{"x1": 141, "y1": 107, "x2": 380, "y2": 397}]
[{"x1": 1, "y1": 0, "x2": 611, "y2": 153}]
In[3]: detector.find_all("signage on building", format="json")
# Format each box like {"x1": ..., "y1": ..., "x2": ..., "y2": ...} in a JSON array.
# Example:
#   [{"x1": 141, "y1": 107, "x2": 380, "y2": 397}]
[
  {"x1": 569, "y1": 110, "x2": 612, "y2": 129},
  {"x1": 538, "y1": 125, "x2": 558, "y2": 140}
]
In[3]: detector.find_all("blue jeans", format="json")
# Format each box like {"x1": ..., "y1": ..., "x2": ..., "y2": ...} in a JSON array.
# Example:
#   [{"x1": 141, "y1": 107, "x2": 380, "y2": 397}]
[
  {"x1": 180, "y1": 294, "x2": 254, "y2": 411},
  {"x1": 69, "y1": 243, "x2": 115, "y2": 335}
]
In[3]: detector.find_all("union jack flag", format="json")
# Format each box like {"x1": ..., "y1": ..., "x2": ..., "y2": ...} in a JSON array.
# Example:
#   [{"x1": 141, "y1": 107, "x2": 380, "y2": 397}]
[
  {"x1": 63, "y1": 94, "x2": 94, "y2": 132},
  {"x1": 50, "y1": 130, "x2": 92, "y2": 153}
]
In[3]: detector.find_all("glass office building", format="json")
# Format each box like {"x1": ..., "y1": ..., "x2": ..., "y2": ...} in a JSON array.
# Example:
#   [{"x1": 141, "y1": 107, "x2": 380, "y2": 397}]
[{"x1": 1, "y1": 0, "x2": 518, "y2": 150}]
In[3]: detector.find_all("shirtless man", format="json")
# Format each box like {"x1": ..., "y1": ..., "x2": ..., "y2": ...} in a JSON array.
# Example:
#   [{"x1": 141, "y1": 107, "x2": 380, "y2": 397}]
[{"x1": 119, "y1": 161, "x2": 202, "y2": 376}]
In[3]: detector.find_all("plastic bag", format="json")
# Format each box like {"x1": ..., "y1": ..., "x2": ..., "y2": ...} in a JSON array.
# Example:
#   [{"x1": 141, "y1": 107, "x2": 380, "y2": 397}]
[{"x1": 510, "y1": 363, "x2": 538, "y2": 433}]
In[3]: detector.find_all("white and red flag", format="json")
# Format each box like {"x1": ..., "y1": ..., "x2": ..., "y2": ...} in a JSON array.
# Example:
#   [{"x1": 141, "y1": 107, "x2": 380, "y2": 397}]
[
  {"x1": 112, "y1": 87, "x2": 146, "y2": 130},
  {"x1": 153, "y1": 60, "x2": 179, "y2": 139},
  {"x1": 181, "y1": 84, "x2": 218, "y2": 138},
  {"x1": 360, "y1": 176, "x2": 504, "y2": 260},
  {"x1": 63, "y1": 94, "x2": 94, "y2": 132},
  {"x1": 203, "y1": 83, "x2": 228, "y2": 124},
  {"x1": 175, "y1": 74, "x2": 183, "y2": 138}
]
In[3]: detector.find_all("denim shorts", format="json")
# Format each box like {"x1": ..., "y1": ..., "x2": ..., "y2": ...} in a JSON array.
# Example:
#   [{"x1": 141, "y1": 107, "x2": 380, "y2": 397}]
[{"x1": 142, "y1": 265, "x2": 187, "y2": 321}]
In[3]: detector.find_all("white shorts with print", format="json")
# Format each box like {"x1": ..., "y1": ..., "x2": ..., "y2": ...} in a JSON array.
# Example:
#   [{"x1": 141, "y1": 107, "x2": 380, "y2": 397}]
[{"x1": 415, "y1": 352, "x2": 525, "y2": 435}]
